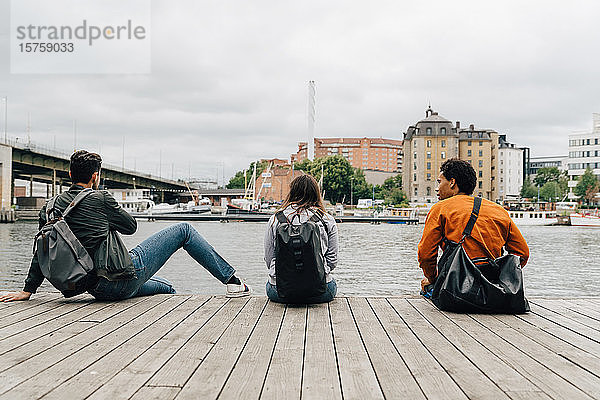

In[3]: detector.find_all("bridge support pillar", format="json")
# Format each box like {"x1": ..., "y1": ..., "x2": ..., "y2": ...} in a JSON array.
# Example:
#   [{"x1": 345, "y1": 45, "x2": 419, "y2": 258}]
[
  {"x1": 52, "y1": 169, "x2": 56, "y2": 197},
  {"x1": 29, "y1": 175, "x2": 33, "y2": 197},
  {"x1": 0, "y1": 144, "x2": 12, "y2": 210}
]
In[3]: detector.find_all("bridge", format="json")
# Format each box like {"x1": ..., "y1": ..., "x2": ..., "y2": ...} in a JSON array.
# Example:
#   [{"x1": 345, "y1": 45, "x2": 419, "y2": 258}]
[{"x1": 0, "y1": 139, "x2": 189, "y2": 209}]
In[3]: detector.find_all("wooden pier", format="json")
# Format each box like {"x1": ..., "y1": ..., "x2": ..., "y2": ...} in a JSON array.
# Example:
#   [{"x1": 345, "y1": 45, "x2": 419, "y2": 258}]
[{"x1": 0, "y1": 294, "x2": 599, "y2": 399}]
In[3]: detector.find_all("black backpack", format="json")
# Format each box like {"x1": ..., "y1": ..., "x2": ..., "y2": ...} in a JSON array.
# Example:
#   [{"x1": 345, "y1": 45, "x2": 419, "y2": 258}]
[
  {"x1": 274, "y1": 210, "x2": 328, "y2": 303},
  {"x1": 34, "y1": 189, "x2": 95, "y2": 297}
]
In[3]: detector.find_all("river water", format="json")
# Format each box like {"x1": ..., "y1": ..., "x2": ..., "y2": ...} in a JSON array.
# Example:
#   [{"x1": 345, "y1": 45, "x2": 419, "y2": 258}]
[{"x1": 1, "y1": 220, "x2": 599, "y2": 297}]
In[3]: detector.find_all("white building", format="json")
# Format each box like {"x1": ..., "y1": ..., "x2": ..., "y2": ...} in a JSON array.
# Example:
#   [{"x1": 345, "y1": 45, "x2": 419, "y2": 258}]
[
  {"x1": 567, "y1": 114, "x2": 600, "y2": 200},
  {"x1": 497, "y1": 135, "x2": 524, "y2": 201}
]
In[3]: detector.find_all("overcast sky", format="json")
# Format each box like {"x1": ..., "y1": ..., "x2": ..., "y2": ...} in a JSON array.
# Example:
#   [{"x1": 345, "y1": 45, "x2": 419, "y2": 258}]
[{"x1": 1, "y1": 0, "x2": 599, "y2": 184}]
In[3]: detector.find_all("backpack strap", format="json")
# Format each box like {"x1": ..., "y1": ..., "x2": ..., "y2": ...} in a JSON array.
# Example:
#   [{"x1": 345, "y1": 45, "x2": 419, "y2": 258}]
[
  {"x1": 61, "y1": 188, "x2": 94, "y2": 218},
  {"x1": 46, "y1": 196, "x2": 59, "y2": 220},
  {"x1": 275, "y1": 211, "x2": 288, "y2": 224},
  {"x1": 460, "y1": 196, "x2": 482, "y2": 241},
  {"x1": 309, "y1": 209, "x2": 330, "y2": 235}
]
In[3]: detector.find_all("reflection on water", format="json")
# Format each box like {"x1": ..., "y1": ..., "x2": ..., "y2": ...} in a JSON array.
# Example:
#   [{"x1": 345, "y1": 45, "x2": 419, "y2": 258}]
[{"x1": 1, "y1": 220, "x2": 599, "y2": 297}]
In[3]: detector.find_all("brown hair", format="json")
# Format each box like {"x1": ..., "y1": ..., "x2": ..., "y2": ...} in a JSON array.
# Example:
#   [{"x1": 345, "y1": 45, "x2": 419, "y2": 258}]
[{"x1": 280, "y1": 174, "x2": 326, "y2": 213}]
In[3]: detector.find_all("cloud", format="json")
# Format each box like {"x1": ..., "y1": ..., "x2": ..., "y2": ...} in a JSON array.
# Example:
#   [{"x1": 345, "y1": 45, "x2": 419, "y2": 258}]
[{"x1": 1, "y1": 0, "x2": 599, "y2": 183}]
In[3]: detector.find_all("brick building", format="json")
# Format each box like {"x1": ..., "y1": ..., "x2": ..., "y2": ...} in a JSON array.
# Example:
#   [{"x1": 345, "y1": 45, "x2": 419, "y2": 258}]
[{"x1": 291, "y1": 137, "x2": 403, "y2": 173}]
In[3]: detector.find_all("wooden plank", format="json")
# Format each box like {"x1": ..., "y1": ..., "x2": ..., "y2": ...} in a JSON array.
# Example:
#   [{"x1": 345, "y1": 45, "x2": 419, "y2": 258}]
[
  {"x1": 329, "y1": 298, "x2": 384, "y2": 400},
  {"x1": 532, "y1": 299, "x2": 600, "y2": 330},
  {"x1": 0, "y1": 296, "x2": 90, "y2": 330},
  {"x1": 0, "y1": 293, "x2": 53, "y2": 319},
  {"x1": 368, "y1": 298, "x2": 467, "y2": 400},
  {"x1": 493, "y1": 314, "x2": 600, "y2": 378},
  {"x1": 530, "y1": 303, "x2": 600, "y2": 343},
  {"x1": 302, "y1": 303, "x2": 342, "y2": 400},
  {"x1": 261, "y1": 305, "x2": 306, "y2": 400},
  {"x1": 146, "y1": 297, "x2": 249, "y2": 388},
  {"x1": 410, "y1": 300, "x2": 555, "y2": 400},
  {"x1": 218, "y1": 301, "x2": 285, "y2": 399},
  {"x1": 40, "y1": 296, "x2": 201, "y2": 400},
  {"x1": 469, "y1": 313, "x2": 600, "y2": 400},
  {"x1": 129, "y1": 386, "x2": 180, "y2": 400},
  {"x1": 517, "y1": 311, "x2": 600, "y2": 357},
  {"x1": 87, "y1": 296, "x2": 228, "y2": 400},
  {"x1": 565, "y1": 299, "x2": 600, "y2": 321},
  {"x1": 0, "y1": 301, "x2": 114, "y2": 357},
  {"x1": 176, "y1": 297, "x2": 267, "y2": 400},
  {"x1": 389, "y1": 298, "x2": 509, "y2": 400},
  {"x1": 0, "y1": 294, "x2": 169, "y2": 397},
  {"x1": 348, "y1": 297, "x2": 425, "y2": 399}
]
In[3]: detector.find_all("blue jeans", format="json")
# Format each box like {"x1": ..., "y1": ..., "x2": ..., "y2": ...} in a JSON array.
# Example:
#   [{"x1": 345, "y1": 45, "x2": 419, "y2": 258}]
[
  {"x1": 266, "y1": 280, "x2": 337, "y2": 304},
  {"x1": 89, "y1": 222, "x2": 236, "y2": 300}
]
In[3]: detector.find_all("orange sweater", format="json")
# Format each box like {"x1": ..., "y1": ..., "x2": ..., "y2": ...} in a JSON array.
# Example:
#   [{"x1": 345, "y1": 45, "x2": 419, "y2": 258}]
[{"x1": 417, "y1": 195, "x2": 529, "y2": 283}]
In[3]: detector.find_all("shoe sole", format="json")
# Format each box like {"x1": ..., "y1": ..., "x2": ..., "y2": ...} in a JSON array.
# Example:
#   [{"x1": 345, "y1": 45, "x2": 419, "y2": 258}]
[{"x1": 226, "y1": 290, "x2": 252, "y2": 298}]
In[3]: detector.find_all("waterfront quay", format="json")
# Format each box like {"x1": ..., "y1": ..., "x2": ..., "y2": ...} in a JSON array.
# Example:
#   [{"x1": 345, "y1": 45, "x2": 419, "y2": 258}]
[
  {"x1": 134, "y1": 213, "x2": 419, "y2": 224},
  {"x1": 1, "y1": 294, "x2": 599, "y2": 399}
]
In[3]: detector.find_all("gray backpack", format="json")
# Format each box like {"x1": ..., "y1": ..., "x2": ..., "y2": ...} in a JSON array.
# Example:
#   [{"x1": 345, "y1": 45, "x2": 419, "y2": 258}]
[{"x1": 34, "y1": 189, "x2": 95, "y2": 297}]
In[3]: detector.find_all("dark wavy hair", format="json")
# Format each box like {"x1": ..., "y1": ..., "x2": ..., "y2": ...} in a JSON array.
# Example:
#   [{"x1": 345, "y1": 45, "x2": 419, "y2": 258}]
[
  {"x1": 280, "y1": 173, "x2": 326, "y2": 213},
  {"x1": 440, "y1": 158, "x2": 477, "y2": 195},
  {"x1": 70, "y1": 150, "x2": 102, "y2": 184}
]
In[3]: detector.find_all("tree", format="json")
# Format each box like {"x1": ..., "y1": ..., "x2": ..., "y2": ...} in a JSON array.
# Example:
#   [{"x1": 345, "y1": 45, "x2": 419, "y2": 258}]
[
  {"x1": 574, "y1": 168, "x2": 599, "y2": 204},
  {"x1": 520, "y1": 177, "x2": 537, "y2": 199},
  {"x1": 539, "y1": 181, "x2": 562, "y2": 202},
  {"x1": 533, "y1": 167, "x2": 562, "y2": 187},
  {"x1": 294, "y1": 156, "x2": 359, "y2": 204},
  {"x1": 226, "y1": 160, "x2": 269, "y2": 189},
  {"x1": 385, "y1": 188, "x2": 408, "y2": 206},
  {"x1": 382, "y1": 174, "x2": 402, "y2": 191}
]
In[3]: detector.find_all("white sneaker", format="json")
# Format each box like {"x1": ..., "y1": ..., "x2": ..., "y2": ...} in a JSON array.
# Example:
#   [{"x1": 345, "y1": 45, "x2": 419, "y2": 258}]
[{"x1": 226, "y1": 279, "x2": 252, "y2": 298}]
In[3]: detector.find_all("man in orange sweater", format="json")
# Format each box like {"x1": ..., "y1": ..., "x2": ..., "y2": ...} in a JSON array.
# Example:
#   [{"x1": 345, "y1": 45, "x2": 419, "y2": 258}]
[{"x1": 418, "y1": 158, "x2": 529, "y2": 293}]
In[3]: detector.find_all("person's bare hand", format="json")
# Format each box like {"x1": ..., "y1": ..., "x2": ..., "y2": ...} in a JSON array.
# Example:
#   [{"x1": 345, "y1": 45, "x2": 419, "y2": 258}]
[
  {"x1": 0, "y1": 291, "x2": 32, "y2": 302},
  {"x1": 421, "y1": 278, "x2": 431, "y2": 292}
]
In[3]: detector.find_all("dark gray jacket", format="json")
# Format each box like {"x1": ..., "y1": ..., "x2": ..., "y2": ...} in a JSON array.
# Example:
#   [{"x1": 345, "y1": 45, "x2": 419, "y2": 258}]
[{"x1": 23, "y1": 185, "x2": 137, "y2": 293}]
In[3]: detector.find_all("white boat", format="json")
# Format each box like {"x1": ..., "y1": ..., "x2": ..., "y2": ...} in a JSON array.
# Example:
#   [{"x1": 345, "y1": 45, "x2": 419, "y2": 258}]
[
  {"x1": 570, "y1": 210, "x2": 600, "y2": 227},
  {"x1": 109, "y1": 189, "x2": 155, "y2": 213},
  {"x1": 508, "y1": 210, "x2": 558, "y2": 226}
]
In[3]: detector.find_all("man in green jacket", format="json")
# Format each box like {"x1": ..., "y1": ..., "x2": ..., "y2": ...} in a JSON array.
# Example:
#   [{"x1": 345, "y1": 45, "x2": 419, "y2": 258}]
[{"x1": 1, "y1": 150, "x2": 251, "y2": 302}]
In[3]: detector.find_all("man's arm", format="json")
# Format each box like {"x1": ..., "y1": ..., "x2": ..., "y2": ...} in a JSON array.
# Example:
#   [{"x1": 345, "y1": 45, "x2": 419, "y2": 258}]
[
  {"x1": 505, "y1": 221, "x2": 529, "y2": 267},
  {"x1": 103, "y1": 191, "x2": 137, "y2": 234},
  {"x1": 1, "y1": 205, "x2": 48, "y2": 302},
  {"x1": 417, "y1": 205, "x2": 444, "y2": 285}
]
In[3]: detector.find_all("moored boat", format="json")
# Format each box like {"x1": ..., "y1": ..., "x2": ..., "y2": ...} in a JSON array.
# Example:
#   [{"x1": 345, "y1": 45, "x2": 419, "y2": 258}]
[
  {"x1": 507, "y1": 210, "x2": 558, "y2": 226},
  {"x1": 569, "y1": 210, "x2": 600, "y2": 226}
]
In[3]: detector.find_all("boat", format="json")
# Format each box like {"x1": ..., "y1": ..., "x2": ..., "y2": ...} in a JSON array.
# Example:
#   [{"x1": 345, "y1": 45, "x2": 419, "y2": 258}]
[
  {"x1": 507, "y1": 210, "x2": 558, "y2": 226},
  {"x1": 109, "y1": 189, "x2": 155, "y2": 213},
  {"x1": 569, "y1": 209, "x2": 600, "y2": 226}
]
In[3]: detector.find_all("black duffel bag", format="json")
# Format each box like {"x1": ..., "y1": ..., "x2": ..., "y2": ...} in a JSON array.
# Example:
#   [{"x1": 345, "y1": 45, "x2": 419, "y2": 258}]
[{"x1": 431, "y1": 196, "x2": 529, "y2": 314}]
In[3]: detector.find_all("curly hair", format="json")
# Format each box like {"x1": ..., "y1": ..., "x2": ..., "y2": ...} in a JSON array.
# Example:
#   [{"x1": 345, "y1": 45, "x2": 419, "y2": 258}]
[
  {"x1": 70, "y1": 150, "x2": 102, "y2": 184},
  {"x1": 440, "y1": 158, "x2": 477, "y2": 195}
]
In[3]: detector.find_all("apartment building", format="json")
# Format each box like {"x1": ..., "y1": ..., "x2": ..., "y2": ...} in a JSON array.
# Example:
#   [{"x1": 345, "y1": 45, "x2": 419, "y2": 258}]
[
  {"x1": 496, "y1": 135, "x2": 524, "y2": 200},
  {"x1": 567, "y1": 113, "x2": 600, "y2": 200},
  {"x1": 458, "y1": 127, "x2": 499, "y2": 201},
  {"x1": 402, "y1": 108, "x2": 459, "y2": 203},
  {"x1": 291, "y1": 137, "x2": 403, "y2": 173}
]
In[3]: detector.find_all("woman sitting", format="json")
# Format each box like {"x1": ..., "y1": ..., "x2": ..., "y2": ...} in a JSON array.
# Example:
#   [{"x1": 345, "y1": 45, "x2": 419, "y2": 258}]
[{"x1": 264, "y1": 174, "x2": 338, "y2": 303}]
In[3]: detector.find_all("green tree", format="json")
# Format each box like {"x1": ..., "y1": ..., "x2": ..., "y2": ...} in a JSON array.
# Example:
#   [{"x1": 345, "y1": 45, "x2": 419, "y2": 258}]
[
  {"x1": 520, "y1": 177, "x2": 537, "y2": 199},
  {"x1": 294, "y1": 156, "x2": 359, "y2": 204},
  {"x1": 226, "y1": 160, "x2": 269, "y2": 189},
  {"x1": 574, "y1": 168, "x2": 600, "y2": 204},
  {"x1": 385, "y1": 188, "x2": 408, "y2": 206},
  {"x1": 382, "y1": 174, "x2": 402, "y2": 190},
  {"x1": 539, "y1": 181, "x2": 562, "y2": 202},
  {"x1": 533, "y1": 167, "x2": 562, "y2": 187}
]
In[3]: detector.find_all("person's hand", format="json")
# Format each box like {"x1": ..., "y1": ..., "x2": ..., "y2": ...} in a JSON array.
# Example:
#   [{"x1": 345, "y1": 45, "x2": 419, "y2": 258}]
[
  {"x1": 0, "y1": 291, "x2": 32, "y2": 302},
  {"x1": 421, "y1": 278, "x2": 431, "y2": 292}
]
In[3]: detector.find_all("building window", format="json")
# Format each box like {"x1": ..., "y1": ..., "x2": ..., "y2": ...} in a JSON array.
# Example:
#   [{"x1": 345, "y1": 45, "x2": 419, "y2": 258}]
[
  {"x1": 414, "y1": 187, "x2": 418, "y2": 196},
  {"x1": 427, "y1": 140, "x2": 431, "y2": 148},
  {"x1": 468, "y1": 141, "x2": 472, "y2": 146},
  {"x1": 479, "y1": 150, "x2": 483, "y2": 157},
  {"x1": 479, "y1": 170, "x2": 482, "y2": 178},
  {"x1": 427, "y1": 187, "x2": 431, "y2": 196},
  {"x1": 479, "y1": 160, "x2": 483, "y2": 167},
  {"x1": 426, "y1": 128, "x2": 432, "y2": 135},
  {"x1": 467, "y1": 150, "x2": 472, "y2": 157},
  {"x1": 427, "y1": 162, "x2": 431, "y2": 170},
  {"x1": 478, "y1": 181, "x2": 482, "y2": 189},
  {"x1": 441, "y1": 140, "x2": 446, "y2": 148},
  {"x1": 427, "y1": 151, "x2": 431, "y2": 159},
  {"x1": 441, "y1": 151, "x2": 446, "y2": 159},
  {"x1": 414, "y1": 152, "x2": 417, "y2": 159},
  {"x1": 479, "y1": 141, "x2": 483, "y2": 146},
  {"x1": 427, "y1": 173, "x2": 431, "y2": 180},
  {"x1": 441, "y1": 127, "x2": 446, "y2": 135},
  {"x1": 413, "y1": 173, "x2": 417, "y2": 182},
  {"x1": 414, "y1": 163, "x2": 417, "y2": 170}
]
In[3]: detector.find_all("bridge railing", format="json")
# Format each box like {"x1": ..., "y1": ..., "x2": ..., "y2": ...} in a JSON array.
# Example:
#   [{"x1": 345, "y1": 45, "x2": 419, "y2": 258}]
[{"x1": 1, "y1": 135, "x2": 182, "y2": 185}]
